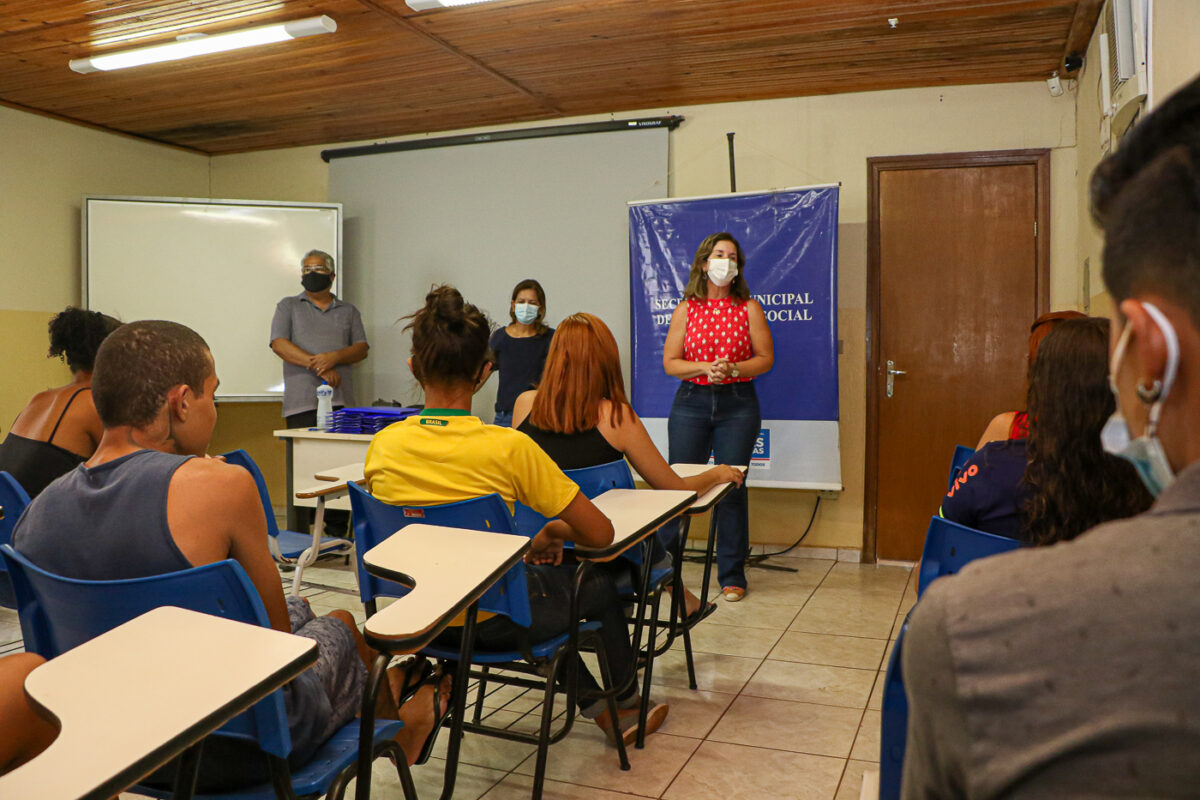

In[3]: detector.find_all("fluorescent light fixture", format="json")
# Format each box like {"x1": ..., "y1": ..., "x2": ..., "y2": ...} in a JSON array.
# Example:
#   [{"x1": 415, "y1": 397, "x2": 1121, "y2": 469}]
[
  {"x1": 70, "y1": 15, "x2": 335, "y2": 74},
  {"x1": 405, "y1": 0, "x2": 505, "y2": 10}
]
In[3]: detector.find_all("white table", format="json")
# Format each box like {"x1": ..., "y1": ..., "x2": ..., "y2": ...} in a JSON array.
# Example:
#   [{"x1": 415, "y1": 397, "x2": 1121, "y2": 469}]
[
  {"x1": 274, "y1": 429, "x2": 371, "y2": 526},
  {"x1": 0, "y1": 606, "x2": 316, "y2": 800},
  {"x1": 354, "y1": 524, "x2": 530, "y2": 800},
  {"x1": 577, "y1": 488, "x2": 696, "y2": 562}
]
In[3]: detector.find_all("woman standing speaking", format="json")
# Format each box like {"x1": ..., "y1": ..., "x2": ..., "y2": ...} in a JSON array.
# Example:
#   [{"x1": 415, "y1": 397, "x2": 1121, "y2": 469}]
[{"x1": 663, "y1": 233, "x2": 774, "y2": 602}]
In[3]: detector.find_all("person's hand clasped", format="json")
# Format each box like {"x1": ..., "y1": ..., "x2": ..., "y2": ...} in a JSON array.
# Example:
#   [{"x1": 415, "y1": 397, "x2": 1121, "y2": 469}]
[
  {"x1": 317, "y1": 368, "x2": 341, "y2": 388},
  {"x1": 526, "y1": 529, "x2": 564, "y2": 566},
  {"x1": 309, "y1": 351, "x2": 339, "y2": 375},
  {"x1": 707, "y1": 359, "x2": 732, "y2": 383}
]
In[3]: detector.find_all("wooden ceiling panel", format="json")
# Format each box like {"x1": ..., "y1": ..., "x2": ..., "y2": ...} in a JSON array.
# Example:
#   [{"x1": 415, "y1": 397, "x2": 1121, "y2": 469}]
[{"x1": 0, "y1": 0, "x2": 1102, "y2": 153}]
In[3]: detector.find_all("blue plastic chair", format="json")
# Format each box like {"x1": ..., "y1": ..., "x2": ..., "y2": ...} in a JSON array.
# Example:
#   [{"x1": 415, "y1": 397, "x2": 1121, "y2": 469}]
[
  {"x1": 947, "y1": 445, "x2": 976, "y2": 491},
  {"x1": 879, "y1": 612, "x2": 911, "y2": 800},
  {"x1": 0, "y1": 544, "x2": 405, "y2": 800},
  {"x1": 222, "y1": 449, "x2": 353, "y2": 565},
  {"x1": 514, "y1": 459, "x2": 680, "y2": 748},
  {"x1": 0, "y1": 471, "x2": 32, "y2": 608},
  {"x1": 916, "y1": 516, "x2": 1021, "y2": 598},
  {"x1": 346, "y1": 482, "x2": 627, "y2": 800}
]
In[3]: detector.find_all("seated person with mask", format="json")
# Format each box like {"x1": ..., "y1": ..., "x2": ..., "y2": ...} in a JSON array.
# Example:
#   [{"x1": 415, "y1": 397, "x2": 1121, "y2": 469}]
[
  {"x1": 12, "y1": 320, "x2": 440, "y2": 788},
  {"x1": 901, "y1": 75, "x2": 1200, "y2": 798}
]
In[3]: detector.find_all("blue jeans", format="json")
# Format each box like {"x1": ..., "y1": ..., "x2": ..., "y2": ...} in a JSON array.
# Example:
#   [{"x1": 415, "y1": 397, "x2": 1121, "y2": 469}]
[
  {"x1": 667, "y1": 381, "x2": 761, "y2": 590},
  {"x1": 492, "y1": 410, "x2": 513, "y2": 428}
]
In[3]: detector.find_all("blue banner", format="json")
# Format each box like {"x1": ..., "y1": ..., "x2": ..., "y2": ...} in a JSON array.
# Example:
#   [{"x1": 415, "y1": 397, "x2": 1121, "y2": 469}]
[{"x1": 628, "y1": 186, "x2": 841, "y2": 489}]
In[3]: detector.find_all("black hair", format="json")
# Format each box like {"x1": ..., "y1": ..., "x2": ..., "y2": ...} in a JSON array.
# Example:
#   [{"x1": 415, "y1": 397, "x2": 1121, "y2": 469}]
[
  {"x1": 48, "y1": 307, "x2": 121, "y2": 372},
  {"x1": 92, "y1": 321, "x2": 212, "y2": 428},
  {"x1": 404, "y1": 285, "x2": 492, "y2": 388}
]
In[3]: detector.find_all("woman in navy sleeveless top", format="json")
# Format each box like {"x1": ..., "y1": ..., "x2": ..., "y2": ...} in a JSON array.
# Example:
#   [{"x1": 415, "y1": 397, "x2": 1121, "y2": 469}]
[{"x1": 514, "y1": 312, "x2": 744, "y2": 618}]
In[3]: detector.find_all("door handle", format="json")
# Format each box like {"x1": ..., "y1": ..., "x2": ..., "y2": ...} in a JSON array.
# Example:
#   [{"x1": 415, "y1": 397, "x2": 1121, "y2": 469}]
[{"x1": 886, "y1": 360, "x2": 907, "y2": 398}]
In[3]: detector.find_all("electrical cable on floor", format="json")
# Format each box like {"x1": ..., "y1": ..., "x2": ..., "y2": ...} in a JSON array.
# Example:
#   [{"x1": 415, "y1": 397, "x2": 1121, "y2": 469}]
[
  {"x1": 681, "y1": 495, "x2": 822, "y2": 565},
  {"x1": 748, "y1": 495, "x2": 821, "y2": 561}
]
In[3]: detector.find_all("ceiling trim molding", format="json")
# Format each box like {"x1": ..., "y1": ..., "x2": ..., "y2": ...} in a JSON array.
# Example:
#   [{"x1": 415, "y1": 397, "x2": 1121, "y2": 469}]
[{"x1": 0, "y1": 97, "x2": 210, "y2": 156}]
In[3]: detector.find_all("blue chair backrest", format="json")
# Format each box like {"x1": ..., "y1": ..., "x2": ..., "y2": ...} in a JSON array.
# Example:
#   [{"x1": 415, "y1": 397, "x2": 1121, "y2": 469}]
[
  {"x1": 917, "y1": 516, "x2": 1021, "y2": 598},
  {"x1": 0, "y1": 544, "x2": 291, "y2": 758},
  {"x1": 221, "y1": 449, "x2": 283, "y2": 539},
  {"x1": 947, "y1": 445, "x2": 976, "y2": 492},
  {"x1": 0, "y1": 471, "x2": 31, "y2": 548},
  {"x1": 346, "y1": 483, "x2": 532, "y2": 627},
  {"x1": 0, "y1": 473, "x2": 32, "y2": 607},
  {"x1": 565, "y1": 459, "x2": 635, "y2": 497},
  {"x1": 513, "y1": 458, "x2": 639, "y2": 555},
  {"x1": 879, "y1": 614, "x2": 911, "y2": 800}
]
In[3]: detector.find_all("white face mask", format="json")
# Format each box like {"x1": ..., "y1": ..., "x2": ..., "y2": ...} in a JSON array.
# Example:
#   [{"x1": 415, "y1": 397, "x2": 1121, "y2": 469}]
[
  {"x1": 707, "y1": 257, "x2": 738, "y2": 287},
  {"x1": 1101, "y1": 302, "x2": 1180, "y2": 496},
  {"x1": 513, "y1": 302, "x2": 538, "y2": 325}
]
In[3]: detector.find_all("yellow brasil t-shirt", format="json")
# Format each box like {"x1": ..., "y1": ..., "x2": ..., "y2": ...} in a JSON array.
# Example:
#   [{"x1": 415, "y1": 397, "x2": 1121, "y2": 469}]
[{"x1": 364, "y1": 411, "x2": 581, "y2": 624}]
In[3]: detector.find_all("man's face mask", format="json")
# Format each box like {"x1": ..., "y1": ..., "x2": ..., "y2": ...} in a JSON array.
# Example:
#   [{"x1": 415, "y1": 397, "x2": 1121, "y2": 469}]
[
  {"x1": 514, "y1": 302, "x2": 539, "y2": 325},
  {"x1": 1100, "y1": 301, "x2": 1180, "y2": 496},
  {"x1": 707, "y1": 257, "x2": 738, "y2": 287},
  {"x1": 302, "y1": 271, "x2": 333, "y2": 293}
]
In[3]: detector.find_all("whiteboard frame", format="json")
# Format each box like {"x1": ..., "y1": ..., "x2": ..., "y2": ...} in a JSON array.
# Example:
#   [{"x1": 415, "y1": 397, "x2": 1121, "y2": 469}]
[{"x1": 82, "y1": 195, "x2": 343, "y2": 403}]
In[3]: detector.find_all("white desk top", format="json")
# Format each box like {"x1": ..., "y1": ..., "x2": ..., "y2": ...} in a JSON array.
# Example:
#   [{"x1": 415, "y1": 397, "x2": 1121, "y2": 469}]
[
  {"x1": 577, "y1": 488, "x2": 696, "y2": 561},
  {"x1": 295, "y1": 462, "x2": 367, "y2": 499},
  {"x1": 314, "y1": 462, "x2": 366, "y2": 483},
  {"x1": 672, "y1": 463, "x2": 747, "y2": 513},
  {"x1": 274, "y1": 428, "x2": 375, "y2": 442},
  {"x1": 363, "y1": 524, "x2": 530, "y2": 653},
  {"x1": 0, "y1": 607, "x2": 315, "y2": 800}
]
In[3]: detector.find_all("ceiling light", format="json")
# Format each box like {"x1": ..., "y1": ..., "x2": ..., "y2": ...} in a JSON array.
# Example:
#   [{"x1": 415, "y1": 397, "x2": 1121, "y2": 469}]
[
  {"x1": 69, "y1": 15, "x2": 335, "y2": 74},
  {"x1": 406, "y1": 0, "x2": 506, "y2": 10}
]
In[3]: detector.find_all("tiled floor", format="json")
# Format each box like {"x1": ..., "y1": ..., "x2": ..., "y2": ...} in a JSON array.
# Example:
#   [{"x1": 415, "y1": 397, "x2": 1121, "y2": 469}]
[{"x1": 1, "y1": 551, "x2": 915, "y2": 800}]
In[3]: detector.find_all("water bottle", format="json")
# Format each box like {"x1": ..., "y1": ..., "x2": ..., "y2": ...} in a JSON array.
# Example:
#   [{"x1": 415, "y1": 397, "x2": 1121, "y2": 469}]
[{"x1": 316, "y1": 382, "x2": 334, "y2": 430}]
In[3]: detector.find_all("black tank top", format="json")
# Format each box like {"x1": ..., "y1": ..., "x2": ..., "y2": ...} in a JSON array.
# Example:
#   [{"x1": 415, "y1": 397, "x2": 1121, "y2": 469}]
[
  {"x1": 0, "y1": 387, "x2": 91, "y2": 498},
  {"x1": 517, "y1": 419, "x2": 624, "y2": 471}
]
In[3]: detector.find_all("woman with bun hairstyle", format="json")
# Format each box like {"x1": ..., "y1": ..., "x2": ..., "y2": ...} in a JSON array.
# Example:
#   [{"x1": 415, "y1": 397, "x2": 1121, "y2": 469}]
[
  {"x1": 488, "y1": 279, "x2": 554, "y2": 427},
  {"x1": 512, "y1": 312, "x2": 744, "y2": 620},
  {"x1": 0, "y1": 306, "x2": 121, "y2": 497},
  {"x1": 365, "y1": 286, "x2": 669, "y2": 746},
  {"x1": 663, "y1": 233, "x2": 774, "y2": 602}
]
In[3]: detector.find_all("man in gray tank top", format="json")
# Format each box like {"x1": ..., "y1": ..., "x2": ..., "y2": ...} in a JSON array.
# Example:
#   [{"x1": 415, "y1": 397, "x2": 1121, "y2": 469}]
[
  {"x1": 902, "y1": 76, "x2": 1200, "y2": 798},
  {"x1": 12, "y1": 320, "x2": 440, "y2": 788}
]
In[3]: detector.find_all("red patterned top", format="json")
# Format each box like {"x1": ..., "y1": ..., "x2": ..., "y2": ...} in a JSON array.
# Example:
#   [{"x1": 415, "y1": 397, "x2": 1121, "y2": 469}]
[
  {"x1": 1008, "y1": 410, "x2": 1030, "y2": 440},
  {"x1": 683, "y1": 297, "x2": 753, "y2": 385}
]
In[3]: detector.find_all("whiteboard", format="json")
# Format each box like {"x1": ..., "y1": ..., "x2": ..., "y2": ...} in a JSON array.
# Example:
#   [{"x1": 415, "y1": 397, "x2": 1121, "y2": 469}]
[{"x1": 84, "y1": 197, "x2": 341, "y2": 400}]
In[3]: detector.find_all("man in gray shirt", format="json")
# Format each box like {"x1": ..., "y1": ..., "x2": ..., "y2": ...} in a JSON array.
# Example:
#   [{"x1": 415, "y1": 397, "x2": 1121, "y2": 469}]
[
  {"x1": 270, "y1": 249, "x2": 369, "y2": 429},
  {"x1": 902, "y1": 76, "x2": 1200, "y2": 798}
]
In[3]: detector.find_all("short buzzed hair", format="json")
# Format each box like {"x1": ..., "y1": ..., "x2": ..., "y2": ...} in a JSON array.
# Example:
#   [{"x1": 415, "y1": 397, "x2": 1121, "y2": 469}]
[
  {"x1": 1091, "y1": 76, "x2": 1200, "y2": 325},
  {"x1": 93, "y1": 321, "x2": 213, "y2": 428},
  {"x1": 303, "y1": 249, "x2": 335, "y2": 271}
]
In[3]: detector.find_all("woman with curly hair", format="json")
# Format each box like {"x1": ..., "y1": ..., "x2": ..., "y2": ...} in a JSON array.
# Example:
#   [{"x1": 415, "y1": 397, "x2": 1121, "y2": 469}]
[
  {"x1": 0, "y1": 307, "x2": 121, "y2": 497},
  {"x1": 942, "y1": 317, "x2": 1152, "y2": 544}
]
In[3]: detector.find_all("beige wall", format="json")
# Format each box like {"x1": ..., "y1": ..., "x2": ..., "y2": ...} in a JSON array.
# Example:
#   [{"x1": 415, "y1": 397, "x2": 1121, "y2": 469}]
[
  {"x1": 214, "y1": 82, "x2": 1080, "y2": 552},
  {"x1": 0, "y1": 106, "x2": 207, "y2": 457},
  {"x1": 1152, "y1": 0, "x2": 1200, "y2": 103},
  {"x1": 4, "y1": 78, "x2": 1089, "y2": 553}
]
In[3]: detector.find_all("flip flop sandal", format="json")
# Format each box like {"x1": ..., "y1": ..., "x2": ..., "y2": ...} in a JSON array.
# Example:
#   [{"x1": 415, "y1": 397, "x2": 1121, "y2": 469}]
[
  {"x1": 413, "y1": 671, "x2": 452, "y2": 766},
  {"x1": 681, "y1": 600, "x2": 718, "y2": 627}
]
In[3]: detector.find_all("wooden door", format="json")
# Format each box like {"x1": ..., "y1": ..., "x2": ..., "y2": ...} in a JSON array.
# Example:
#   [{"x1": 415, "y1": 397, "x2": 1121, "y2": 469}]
[{"x1": 865, "y1": 151, "x2": 1049, "y2": 562}]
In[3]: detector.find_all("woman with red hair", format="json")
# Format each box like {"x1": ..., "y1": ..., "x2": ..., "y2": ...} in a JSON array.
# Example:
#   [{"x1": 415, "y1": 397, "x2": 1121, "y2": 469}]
[{"x1": 513, "y1": 312, "x2": 744, "y2": 620}]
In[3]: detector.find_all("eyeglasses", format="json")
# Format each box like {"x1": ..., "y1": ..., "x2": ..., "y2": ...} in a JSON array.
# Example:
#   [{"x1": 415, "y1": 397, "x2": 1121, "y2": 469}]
[{"x1": 302, "y1": 266, "x2": 332, "y2": 275}]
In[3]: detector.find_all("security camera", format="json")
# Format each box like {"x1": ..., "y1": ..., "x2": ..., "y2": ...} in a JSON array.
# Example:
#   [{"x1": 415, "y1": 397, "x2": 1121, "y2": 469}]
[
  {"x1": 1063, "y1": 52, "x2": 1084, "y2": 73},
  {"x1": 1047, "y1": 72, "x2": 1063, "y2": 97}
]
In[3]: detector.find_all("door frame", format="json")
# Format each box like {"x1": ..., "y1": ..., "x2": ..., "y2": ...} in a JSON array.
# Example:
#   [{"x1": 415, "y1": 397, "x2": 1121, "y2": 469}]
[{"x1": 862, "y1": 149, "x2": 1051, "y2": 563}]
